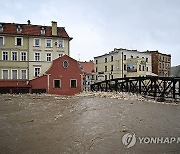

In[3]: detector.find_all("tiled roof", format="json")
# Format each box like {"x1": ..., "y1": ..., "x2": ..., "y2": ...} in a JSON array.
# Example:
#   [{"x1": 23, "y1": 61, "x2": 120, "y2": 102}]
[
  {"x1": 80, "y1": 61, "x2": 94, "y2": 74},
  {"x1": 0, "y1": 22, "x2": 72, "y2": 39}
]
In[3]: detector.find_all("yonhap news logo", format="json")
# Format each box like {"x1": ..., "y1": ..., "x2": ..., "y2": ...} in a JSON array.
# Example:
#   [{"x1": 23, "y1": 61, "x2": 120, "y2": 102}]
[
  {"x1": 122, "y1": 133, "x2": 180, "y2": 148},
  {"x1": 122, "y1": 133, "x2": 136, "y2": 148}
]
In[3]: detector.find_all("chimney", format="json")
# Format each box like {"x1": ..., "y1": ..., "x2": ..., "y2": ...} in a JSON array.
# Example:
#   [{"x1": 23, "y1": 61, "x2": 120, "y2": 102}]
[
  {"x1": 52, "y1": 21, "x2": 57, "y2": 36},
  {"x1": 27, "y1": 20, "x2": 31, "y2": 25}
]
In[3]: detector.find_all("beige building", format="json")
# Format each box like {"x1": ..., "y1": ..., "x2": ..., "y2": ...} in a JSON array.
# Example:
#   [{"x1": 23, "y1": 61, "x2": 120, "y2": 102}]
[
  {"x1": 94, "y1": 48, "x2": 152, "y2": 82},
  {"x1": 0, "y1": 21, "x2": 72, "y2": 80}
]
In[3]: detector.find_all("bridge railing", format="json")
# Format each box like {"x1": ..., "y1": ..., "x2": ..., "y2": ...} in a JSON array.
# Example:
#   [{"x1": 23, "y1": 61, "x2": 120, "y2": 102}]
[{"x1": 90, "y1": 76, "x2": 180, "y2": 101}]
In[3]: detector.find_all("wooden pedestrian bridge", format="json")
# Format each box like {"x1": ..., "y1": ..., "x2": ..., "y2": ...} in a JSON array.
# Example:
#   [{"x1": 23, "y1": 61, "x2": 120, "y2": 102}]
[{"x1": 90, "y1": 76, "x2": 180, "y2": 101}]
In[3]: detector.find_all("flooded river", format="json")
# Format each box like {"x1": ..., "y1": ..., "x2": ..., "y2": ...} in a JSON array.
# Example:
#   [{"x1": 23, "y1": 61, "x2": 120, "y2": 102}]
[{"x1": 0, "y1": 93, "x2": 179, "y2": 153}]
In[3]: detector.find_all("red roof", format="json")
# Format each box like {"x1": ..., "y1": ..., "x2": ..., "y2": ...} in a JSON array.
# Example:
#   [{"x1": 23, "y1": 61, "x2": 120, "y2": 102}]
[
  {"x1": 0, "y1": 22, "x2": 72, "y2": 40},
  {"x1": 80, "y1": 61, "x2": 94, "y2": 74}
]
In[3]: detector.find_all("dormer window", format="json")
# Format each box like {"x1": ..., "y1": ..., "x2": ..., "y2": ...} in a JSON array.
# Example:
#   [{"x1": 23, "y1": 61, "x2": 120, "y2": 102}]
[
  {"x1": 17, "y1": 25, "x2": 22, "y2": 33},
  {"x1": 0, "y1": 24, "x2": 3, "y2": 32},
  {"x1": 40, "y1": 27, "x2": 45, "y2": 35},
  {"x1": 57, "y1": 40, "x2": 64, "y2": 48}
]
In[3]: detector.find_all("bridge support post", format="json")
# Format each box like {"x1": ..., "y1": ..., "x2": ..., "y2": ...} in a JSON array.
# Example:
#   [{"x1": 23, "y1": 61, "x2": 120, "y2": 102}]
[
  {"x1": 115, "y1": 79, "x2": 118, "y2": 92},
  {"x1": 105, "y1": 80, "x2": 108, "y2": 92},
  {"x1": 173, "y1": 79, "x2": 176, "y2": 99},
  {"x1": 139, "y1": 79, "x2": 141, "y2": 94}
]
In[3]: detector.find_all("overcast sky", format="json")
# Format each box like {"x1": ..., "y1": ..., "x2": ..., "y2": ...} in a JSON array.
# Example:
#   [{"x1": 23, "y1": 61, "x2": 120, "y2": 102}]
[{"x1": 1, "y1": 0, "x2": 180, "y2": 66}]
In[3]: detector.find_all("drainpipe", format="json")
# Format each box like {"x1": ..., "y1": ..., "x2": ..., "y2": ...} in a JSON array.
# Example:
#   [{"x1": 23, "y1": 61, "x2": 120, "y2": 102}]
[
  {"x1": 27, "y1": 36, "x2": 29, "y2": 81},
  {"x1": 122, "y1": 52, "x2": 124, "y2": 78}
]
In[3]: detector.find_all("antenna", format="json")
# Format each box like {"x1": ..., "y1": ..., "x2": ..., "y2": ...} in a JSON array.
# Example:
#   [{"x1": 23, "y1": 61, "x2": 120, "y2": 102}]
[{"x1": 78, "y1": 53, "x2": 80, "y2": 62}]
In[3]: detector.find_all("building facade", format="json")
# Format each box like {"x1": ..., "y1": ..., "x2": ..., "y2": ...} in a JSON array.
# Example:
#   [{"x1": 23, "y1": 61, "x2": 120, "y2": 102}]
[
  {"x1": 147, "y1": 50, "x2": 171, "y2": 77},
  {"x1": 80, "y1": 61, "x2": 94, "y2": 91},
  {"x1": 29, "y1": 55, "x2": 83, "y2": 95},
  {"x1": 0, "y1": 21, "x2": 72, "y2": 81},
  {"x1": 94, "y1": 48, "x2": 152, "y2": 82}
]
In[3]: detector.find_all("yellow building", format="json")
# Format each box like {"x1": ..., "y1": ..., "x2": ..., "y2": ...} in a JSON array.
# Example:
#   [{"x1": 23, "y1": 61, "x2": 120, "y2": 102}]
[
  {"x1": 94, "y1": 48, "x2": 152, "y2": 82},
  {"x1": 0, "y1": 26, "x2": 29, "y2": 80},
  {"x1": 0, "y1": 21, "x2": 72, "y2": 80}
]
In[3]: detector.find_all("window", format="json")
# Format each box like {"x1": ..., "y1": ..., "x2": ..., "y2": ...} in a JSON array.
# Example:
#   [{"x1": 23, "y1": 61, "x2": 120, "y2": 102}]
[
  {"x1": 2, "y1": 51, "x2": 8, "y2": 60},
  {"x1": 142, "y1": 57, "x2": 144, "y2": 59},
  {"x1": 34, "y1": 67, "x2": 41, "y2": 77},
  {"x1": 131, "y1": 55, "x2": 133, "y2": 58},
  {"x1": 146, "y1": 58, "x2": 148, "y2": 62},
  {"x1": 124, "y1": 55, "x2": 126, "y2": 60},
  {"x1": 34, "y1": 52, "x2": 40, "y2": 61},
  {"x1": 139, "y1": 65, "x2": 141, "y2": 71},
  {"x1": 21, "y1": 70, "x2": 27, "y2": 79},
  {"x1": 54, "y1": 79, "x2": 61, "y2": 88},
  {"x1": 57, "y1": 51, "x2": 64, "y2": 57},
  {"x1": 34, "y1": 38, "x2": 40, "y2": 47},
  {"x1": 105, "y1": 66, "x2": 107, "y2": 72},
  {"x1": 40, "y1": 27, "x2": 45, "y2": 35},
  {"x1": 21, "y1": 52, "x2": 27, "y2": 61},
  {"x1": 137, "y1": 56, "x2": 139, "y2": 58},
  {"x1": 57, "y1": 40, "x2": 64, "y2": 48},
  {"x1": 11, "y1": 70, "x2": 18, "y2": 79},
  {"x1": 12, "y1": 52, "x2": 18, "y2": 61},
  {"x1": 17, "y1": 25, "x2": 22, "y2": 33},
  {"x1": 46, "y1": 39, "x2": 52, "y2": 47},
  {"x1": 105, "y1": 75, "x2": 107, "y2": 80},
  {"x1": 124, "y1": 64, "x2": 127, "y2": 71},
  {"x1": 63, "y1": 60, "x2": 69, "y2": 68},
  {"x1": 95, "y1": 60, "x2": 98, "y2": 64},
  {"x1": 15, "y1": 37, "x2": 23, "y2": 46},
  {"x1": 58, "y1": 53, "x2": 63, "y2": 57},
  {"x1": 96, "y1": 67, "x2": 98, "y2": 72},
  {"x1": 0, "y1": 24, "x2": 3, "y2": 32},
  {"x1": 111, "y1": 56, "x2": 113, "y2": 62},
  {"x1": 46, "y1": 53, "x2": 51, "y2": 61},
  {"x1": 105, "y1": 57, "x2": 107, "y2": 63},
  {"x1": 111, "y1": 65, "x2": 113, "y2": 71},
  {"x1": 0, "y1": 36, "x2": 4, "y2": 45},
  {"x1": 146, "y1": 67, "x2": 148, "y2": 72},
  {"x1": 2, "y1": 70, "x2": 8, "y2": 79},
  {"x1": 142, "y1": 66, "x2": 145, "y2": 71},
  {"x1": 70, "y1": 79, "x2": 77, "y2": 88}
]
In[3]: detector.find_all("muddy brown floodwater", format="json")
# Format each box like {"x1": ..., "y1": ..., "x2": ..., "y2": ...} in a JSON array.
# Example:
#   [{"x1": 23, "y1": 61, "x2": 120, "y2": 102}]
[{"x1": 0, "y1": 93, "x2": 180, "y2": 154}]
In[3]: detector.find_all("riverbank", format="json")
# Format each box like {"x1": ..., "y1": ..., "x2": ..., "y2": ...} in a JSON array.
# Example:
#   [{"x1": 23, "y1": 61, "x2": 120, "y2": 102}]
[{"x1": 0, "y1": 93, "x2": 179, "y2": 153}]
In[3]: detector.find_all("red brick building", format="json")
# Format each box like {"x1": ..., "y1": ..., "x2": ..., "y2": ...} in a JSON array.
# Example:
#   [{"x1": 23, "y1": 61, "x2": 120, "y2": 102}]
[
  {"x1": 0, "y1": 55, "x2": 83, "y2": 95},
  {"x1": 147, "y1": 50, "x2": 171, "y2": 77},
  {"x1": 29, "y1": 55, "x2": 83, "y2": 95}
]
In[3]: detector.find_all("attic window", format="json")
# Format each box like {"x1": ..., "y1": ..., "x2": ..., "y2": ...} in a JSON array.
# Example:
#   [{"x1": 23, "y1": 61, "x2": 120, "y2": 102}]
[
  {"x1": 41, "y1": 27, "x2": 45, "y2": 35},
  {"x1": 63, "y1": 60, "x2": 69, "y2": 68},
  {"x1": 17, "y1": 25, "x2": 22, "y2": 33},
  {"x1": 0, "y1": 24, "x2": 3, "y2": 32}
]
